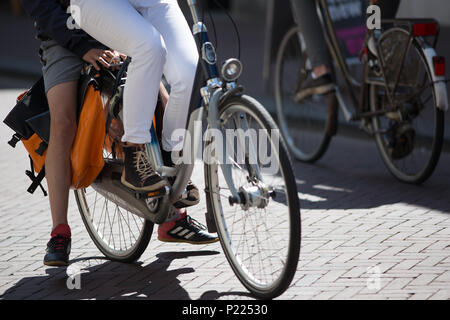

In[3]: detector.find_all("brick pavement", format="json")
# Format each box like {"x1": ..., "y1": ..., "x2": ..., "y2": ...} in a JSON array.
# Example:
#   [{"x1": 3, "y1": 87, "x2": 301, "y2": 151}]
[{"x1": 0, "y1": 88, "x2": 449, "y2": 300}]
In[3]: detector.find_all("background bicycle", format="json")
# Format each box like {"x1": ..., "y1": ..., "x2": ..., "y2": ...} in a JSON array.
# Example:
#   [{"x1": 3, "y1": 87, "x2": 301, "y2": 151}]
[{"x1": 274, "y1": 0, "x2": 448, "y2": 184}]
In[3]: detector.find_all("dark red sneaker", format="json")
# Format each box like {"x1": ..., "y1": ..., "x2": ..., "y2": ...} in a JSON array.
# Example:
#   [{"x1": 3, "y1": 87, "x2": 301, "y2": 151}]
[
  {"x1": 44, "y1": 224, "x2": 71, "y2": 267},
  {"x1": 158, "y1": 210, "x2": 219, "y2": 244}
]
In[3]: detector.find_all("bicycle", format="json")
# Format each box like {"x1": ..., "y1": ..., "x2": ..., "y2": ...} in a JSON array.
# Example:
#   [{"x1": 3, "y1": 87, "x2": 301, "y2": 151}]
[
  {"x1": 74, "y1": 0, "x2": 301, "y2": 299},
  {"x1": 275, "y1": 0, "x2": 448, "y2": 184}
]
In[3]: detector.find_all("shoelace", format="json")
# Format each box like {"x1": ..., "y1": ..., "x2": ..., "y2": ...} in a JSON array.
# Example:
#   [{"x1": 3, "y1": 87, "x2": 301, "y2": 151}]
[
  {"x1": 134, "y1": 150, "x2": 157, "y2": 182},
  {"x1": 49, "y1": 236, "x2": 68, "y2": 251}
]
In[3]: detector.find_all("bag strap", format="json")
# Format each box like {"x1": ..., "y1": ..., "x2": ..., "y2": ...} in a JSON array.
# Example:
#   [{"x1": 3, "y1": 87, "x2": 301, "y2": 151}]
[
  {"x1": 35, "y1": 141, "x2": 48, "y2": 156},
  {"x1": 7, "y1": 134, "x2": 22, "y2": 148},
  {"x1": 25, "y1": 156, "x2": 48, "y2": 196}
]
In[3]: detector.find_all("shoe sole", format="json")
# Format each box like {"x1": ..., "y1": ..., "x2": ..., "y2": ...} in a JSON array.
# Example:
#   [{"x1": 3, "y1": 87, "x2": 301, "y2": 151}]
[
  {"x1": 295, "y1": 84, "x2": 335, "y2": 103},
  {"x1": 44, "y1": 260, "x2": 68, "y2": 267},
  {"x1": 174, "y1": 198, "x2": 201, "y2": 209},
  {"x1": 157, "y1": 236, "x2": 219, "y2": 245},
  {"x1": 121, "y1": 172, "x2": 168, "y2": 192}
]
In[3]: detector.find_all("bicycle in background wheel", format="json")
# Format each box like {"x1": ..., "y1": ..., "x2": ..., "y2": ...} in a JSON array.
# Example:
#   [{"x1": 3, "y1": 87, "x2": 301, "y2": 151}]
[
  {"x1": 75, "y1": 0, "x2": 301, "y2": 299},
  {"x1": 275, "y1": 0, "x2": 448, "y2": 184}
]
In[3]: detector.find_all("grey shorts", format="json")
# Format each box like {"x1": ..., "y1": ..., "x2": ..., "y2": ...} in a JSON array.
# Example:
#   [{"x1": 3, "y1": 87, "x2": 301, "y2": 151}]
[{"x1": 40, "y1": 40, "x2": 84, "y2": 94}]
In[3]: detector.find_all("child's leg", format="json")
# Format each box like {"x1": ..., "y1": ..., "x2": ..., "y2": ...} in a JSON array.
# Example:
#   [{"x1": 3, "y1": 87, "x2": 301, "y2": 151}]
[
  {"x1": 40, "y1": 38, "x2": 83, "y2": 265},
  {"x1": 45, "y1": 81, "x2": 78, "y2": 228},
  {"x1": 41, "y1": 39, "x2": 84, "y2": 231}
]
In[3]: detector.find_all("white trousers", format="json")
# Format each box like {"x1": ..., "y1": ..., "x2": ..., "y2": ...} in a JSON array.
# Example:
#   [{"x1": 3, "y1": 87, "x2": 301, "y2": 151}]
[{"x1": 71, "y1": 0, "x2": 198, "y2": 151}]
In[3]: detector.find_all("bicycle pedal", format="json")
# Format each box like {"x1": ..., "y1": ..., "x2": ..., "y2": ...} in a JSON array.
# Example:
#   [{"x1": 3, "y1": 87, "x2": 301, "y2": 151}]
[{"x1": 134, "y1": 186, "x2": 170, "y2": 200}]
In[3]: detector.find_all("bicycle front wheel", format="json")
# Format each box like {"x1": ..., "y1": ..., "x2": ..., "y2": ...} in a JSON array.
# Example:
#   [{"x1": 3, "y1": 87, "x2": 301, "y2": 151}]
[
  {"x1": 204, "y1": 95, "x2": 301, "y2": 299},
  {"x1": 275, "y1": 26, "x2": 337, "y2": 163}
]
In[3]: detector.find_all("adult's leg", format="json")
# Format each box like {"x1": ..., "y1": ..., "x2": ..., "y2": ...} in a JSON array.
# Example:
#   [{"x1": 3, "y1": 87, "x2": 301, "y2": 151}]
[
  {"x1": 132, "y1": 1, "x2": 216, "y2": 241},
  {"x1": 72, "y1": 0, "x2": 166, "y2": 145},
  {"x1": 72, "y1": 0, "x2": 169, "y2": 191},
  {"x1": 290, "y1": 0, "x2": 334, "y2": 102},
  {"x1": 137, "y1": 0, "x2": 198, "y2": 152},
  {"x1": 289, "y1": 0, "x2": 330, "y2": 75},
  {"x1": 376, "y1": 0, "x2": 400, "y2": 19},
  {"x1": 45, "y1": 81, "x2": 78, "y2": 228}
]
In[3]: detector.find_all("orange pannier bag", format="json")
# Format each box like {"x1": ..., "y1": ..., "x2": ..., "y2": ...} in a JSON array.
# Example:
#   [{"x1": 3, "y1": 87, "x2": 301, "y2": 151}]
[
  {"x1": 4, "y1": 78, "x2": 105, "y2": 194},
  {"x1": 22, "y1": 84, "x2": 105, "y2": 191},
  {"x1": 70, "y1": 85, "x2": 105, "y2": 189}
]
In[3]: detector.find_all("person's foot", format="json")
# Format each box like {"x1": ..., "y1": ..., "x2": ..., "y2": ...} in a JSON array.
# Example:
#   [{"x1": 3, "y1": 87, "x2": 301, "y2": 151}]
[
  {"x1": 158, "y1": 210, "x2": 219, "y2": 244},
  {"x1": 121, "y1": 145, "x2": 168, "y2": 192},
  {"x1": 161, "y1": 150, "x2": 200, "y2": 209},
  {"x1": 295, "y1": 73, "x2": 335, "y2": 103},
  {"x1": 44, "y1": 224, "x2": 71, "y2": 267},
  {"x1": 173, "y1": 181, "x2": 200, "y2": 209}
]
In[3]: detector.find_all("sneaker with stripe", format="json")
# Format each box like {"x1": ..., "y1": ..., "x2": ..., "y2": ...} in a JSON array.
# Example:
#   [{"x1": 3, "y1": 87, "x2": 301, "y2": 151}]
[{"x1": 158, "y1": 211, "x2": 219, "y2": 244}]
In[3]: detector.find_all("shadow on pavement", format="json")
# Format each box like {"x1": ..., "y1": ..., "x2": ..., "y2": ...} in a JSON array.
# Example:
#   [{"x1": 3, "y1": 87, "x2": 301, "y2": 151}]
[
  {"x1": 0, "y1": 250, "x2": 249, "y2": 300},
  {"x1": 198, "y1": 290, "x2": 255, "y2": 300},
  {"x1": 292, "y1": 136, "x2": 450, "y2": 213}
]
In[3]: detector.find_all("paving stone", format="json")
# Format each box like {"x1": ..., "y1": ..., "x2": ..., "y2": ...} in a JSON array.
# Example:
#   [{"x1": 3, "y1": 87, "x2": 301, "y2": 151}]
[{"x1": 1, "y1": 92, "x2": 449, "y2": 300}]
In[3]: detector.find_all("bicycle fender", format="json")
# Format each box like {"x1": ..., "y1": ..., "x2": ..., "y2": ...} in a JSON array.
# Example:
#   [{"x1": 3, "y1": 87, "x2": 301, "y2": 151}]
[
  {"x1": 207, "y1": 88, "x2": 241, "y2": 201},
  {"x1": 421, "y1": 45, "x2": 448, "y2": 111},
  {"x1": 219, "y1": 85, "x2": 244, "y2": 106}
]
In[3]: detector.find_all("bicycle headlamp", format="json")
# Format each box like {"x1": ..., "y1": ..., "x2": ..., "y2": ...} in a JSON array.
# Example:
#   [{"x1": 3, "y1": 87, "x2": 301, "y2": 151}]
[{"x1": 221, "y1": 58, "x2": 243, "y2": 82}]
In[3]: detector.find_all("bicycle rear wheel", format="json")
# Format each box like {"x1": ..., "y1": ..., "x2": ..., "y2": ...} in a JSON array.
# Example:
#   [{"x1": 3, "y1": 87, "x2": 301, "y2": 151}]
[
  {"x1": 275, "y1": 26, "x2": 337, "y2": 163},
  {"x1": 370, "y1": 29, "x2": 444, "y2": 184},
  {"x1": 204, "y1": 95, "x2": 301, "y2": 299},
  {"x1": 74, "y1": 148, "x2": 154, "y2": 262}
]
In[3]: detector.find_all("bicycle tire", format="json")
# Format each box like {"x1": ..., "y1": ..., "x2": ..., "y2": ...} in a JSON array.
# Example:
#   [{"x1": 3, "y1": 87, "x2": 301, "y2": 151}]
[
  {"x1": 370, "y1": 33, "x2": 444, "y2": 184},
  {"x1": 75, "y1": 188, "x2": 154, "y2": 263},
  {"x1": 274, "y1": 26, "x2": 336, "y2": 163},
  {"x1": 204, "y1": 94, "x2": 301, "y2": 299}
]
